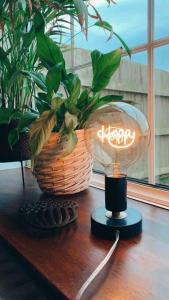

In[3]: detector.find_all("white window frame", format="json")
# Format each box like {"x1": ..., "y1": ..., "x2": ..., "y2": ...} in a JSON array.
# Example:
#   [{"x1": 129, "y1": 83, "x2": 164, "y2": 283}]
[{"x1": 88, "y1": 0, "x2": 169, "y2": 209}]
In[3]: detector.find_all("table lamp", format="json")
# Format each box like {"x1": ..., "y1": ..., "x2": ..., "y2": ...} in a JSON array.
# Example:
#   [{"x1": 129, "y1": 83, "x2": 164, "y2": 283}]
[{"x1": 85, "y1": 102, "x2": 150, "y2": 239}]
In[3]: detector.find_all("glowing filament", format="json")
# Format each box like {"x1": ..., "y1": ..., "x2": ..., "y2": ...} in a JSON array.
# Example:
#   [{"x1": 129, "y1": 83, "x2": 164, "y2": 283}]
[{"x1": 97, "y1": 125, "x2": 136, "y2": 149}]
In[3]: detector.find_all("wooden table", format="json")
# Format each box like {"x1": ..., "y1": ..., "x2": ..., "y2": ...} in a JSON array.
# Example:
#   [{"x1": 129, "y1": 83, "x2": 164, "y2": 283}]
[{"x1": 0, "y1": 168, "x2": 168, "y2": 300}]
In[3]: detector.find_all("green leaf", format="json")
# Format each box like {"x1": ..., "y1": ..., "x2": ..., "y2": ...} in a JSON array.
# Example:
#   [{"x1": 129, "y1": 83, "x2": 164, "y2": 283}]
[
  {"x1": 51, "y1": 97, "x2": 64, "y2": 111},
  {"x1": 91, "y1": 48, "x2": 122, "y2": 93},
  {"x1": 78, "y1": 94, "x2": 99, "y2": 125},
  {"x1": 65, "y1": 111, "x2": 78, "y2": 132},
  {"x1": 38, "y1": 93, "x2": 47, "y2": 101},
  {"x1": 46, "y1": 64, "x2": 62, "y2": 100},
  {"x1": 94, "y1": 21, "x2": 130, "y2": 56},
  {"x1": 73, "y1": 0, "x2": 88, "y2": 37},
  {"x1": 113, "y1": 32, "x2": 131, "y2": 57},
  {"x1": 6, "y1": 112, "x2": 37, "y2": 148},
  {"x1": 9, "y1": 111, "x2": 23, "y2": 123},
  {"x1": 94, "y1": 21, "x2": 113, "y2": 40},
  {"x1": 64, "y1": 73, "x2": 81, "y2": 113},
  {"x1": 69, "y1": 75, "x2": 81, "y2": 103},
  {"x1": 91, "y1": 50, "x2": 101, "y2": 75},
  {"x1": 105, "y1": 0, "x2": 117, "y2": 4},
  {"x1": 0, "y1": 108, "x2": 22, "y2": 124},
  {"x1": 18, "y1": 112, "x2": 38, "y2": 132},
  {"x1": 29, "y1": 110, "x2": 57, "y2": 157},
  {"x1": 99, "y1": 94, "x2": 123, "y2": 102},
  {"x1": 0, "y1": 108, "x2": 14, "y2": 124},
  {"x1": 89, "y1": 95, "x2": 123, "y2": 112},
  {"x1": 27, "y1": 71, "x2": 47, "y2": 92},
  {"x1": 77, "y1": 89, "x2": 89, "y2": 110},
  {"x1": 22, "y1": 29, "x2": 35, "y2": 48},
  {"x1": 46, "y1": 10, "x2": 58, "y2": 23},
  {"x1": 94, "y1": 21, "x2": 131, "y2": 54},
  {"x1": 63, "y1": 73, "x2": 77, "y2": 95},
  {"x1": 35, "y1": 98, "x2": 50, "y2": 114},
  {"x1": 35, "y1": 93, "x2": 50, "y2": 114},
  {"x1": 61, "y1": 130, "x2": 78, "y2": 157},
  {"x1": 36, "y1": 33, "x2": 65, "y2": 69},
  {"x1": 87, "y1": 98, "x2": 134, "y2": 119},
  {"x1": 0, "y1": 47, "x2": 11, "y2": 72},
  {"x1": 34, "y1": 9, "x2": 45, "y2": 33},
  {"x1": 8, "y1": 71, "x2": 47, "y2": 92},
  {"x1": 8, "y1": 128, "x2": 19, "y2": 149},
  {"x1": 78, "y1": 95, "x2": 124, "y2": 128}
]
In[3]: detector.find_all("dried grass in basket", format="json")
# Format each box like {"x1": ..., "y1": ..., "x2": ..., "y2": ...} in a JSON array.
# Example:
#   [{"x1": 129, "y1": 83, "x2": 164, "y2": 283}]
[{"x1": 34, "y1": 129, "x2": 93, "y2": 195}]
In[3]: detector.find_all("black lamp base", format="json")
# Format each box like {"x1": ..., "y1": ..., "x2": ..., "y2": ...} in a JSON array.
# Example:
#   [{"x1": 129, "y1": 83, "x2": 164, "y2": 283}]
[{"x1": 91, "y1": 207, "x2": 142, "y2": 239}]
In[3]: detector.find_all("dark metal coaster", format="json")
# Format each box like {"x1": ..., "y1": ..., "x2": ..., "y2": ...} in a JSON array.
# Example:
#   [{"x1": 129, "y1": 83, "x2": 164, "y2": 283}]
[{"x1": 18, "y1": 199, "x2": 79, "y2": 233}]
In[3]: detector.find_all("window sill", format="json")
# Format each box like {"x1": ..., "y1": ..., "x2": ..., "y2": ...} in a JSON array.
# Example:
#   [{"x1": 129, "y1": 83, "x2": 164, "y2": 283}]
[{"x1": 90, "y1": 173, "x2": 169, "y2": 210}]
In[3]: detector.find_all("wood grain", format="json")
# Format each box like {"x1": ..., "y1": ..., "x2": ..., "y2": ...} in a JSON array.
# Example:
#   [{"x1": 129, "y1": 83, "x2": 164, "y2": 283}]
[{"x1": 0, "y1": 168, "x2": 168, "y2": 300}]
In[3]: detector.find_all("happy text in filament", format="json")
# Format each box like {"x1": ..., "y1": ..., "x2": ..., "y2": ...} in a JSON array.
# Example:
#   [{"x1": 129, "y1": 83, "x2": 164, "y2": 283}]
[{"x1": 97, "y1": 126, "x2": 136, "y2": 149}]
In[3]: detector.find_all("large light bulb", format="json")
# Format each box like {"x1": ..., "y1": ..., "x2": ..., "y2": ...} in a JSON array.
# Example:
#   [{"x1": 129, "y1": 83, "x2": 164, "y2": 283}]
[
  {"x1": 85, "y1": 102, "x2": 150, "y2": 239},
  {"x1": 85, "y1": 102, "x2": 150, "y2": 177}
]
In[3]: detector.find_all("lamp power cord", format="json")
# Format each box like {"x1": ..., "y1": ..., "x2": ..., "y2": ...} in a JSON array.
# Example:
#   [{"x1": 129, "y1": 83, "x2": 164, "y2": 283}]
[{"x1": 75, "y1": 230, "x2": 120, "y2": 300}]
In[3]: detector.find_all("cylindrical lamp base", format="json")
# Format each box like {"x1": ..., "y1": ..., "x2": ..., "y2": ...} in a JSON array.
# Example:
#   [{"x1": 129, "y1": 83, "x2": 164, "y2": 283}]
[
  {"x1": 91, "y1": 207, "x2": 142, "y2": 239},
  {"x1": 105, "y1": 176, "x2": 127, "y2": 212}
]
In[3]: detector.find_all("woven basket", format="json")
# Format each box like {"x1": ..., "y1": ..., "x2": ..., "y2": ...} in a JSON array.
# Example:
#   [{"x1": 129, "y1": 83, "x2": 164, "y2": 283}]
[{"x1": 34, "y1": 129, "x2": 93, "y2": 195}]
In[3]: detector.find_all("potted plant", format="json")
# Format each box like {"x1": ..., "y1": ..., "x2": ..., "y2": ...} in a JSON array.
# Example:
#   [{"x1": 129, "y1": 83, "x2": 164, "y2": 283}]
[
  {"x1": 0, "y1": 0, "x2": 130, "y2": 194},
  {"x1": 26, "y1": 31, "x2": 128, "y2": 195},
  {"x1": 0, "y1": 0, "x2": 118, "y2": 162}
]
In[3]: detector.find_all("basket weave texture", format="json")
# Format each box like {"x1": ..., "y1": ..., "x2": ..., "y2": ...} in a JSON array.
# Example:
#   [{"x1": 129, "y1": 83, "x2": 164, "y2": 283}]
[{"x1": 34, "y1": 129, "x2": 93, "y2": 195}]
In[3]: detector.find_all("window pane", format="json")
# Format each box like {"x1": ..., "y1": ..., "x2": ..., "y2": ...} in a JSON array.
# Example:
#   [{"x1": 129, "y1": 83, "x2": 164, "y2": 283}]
[
  {"x1": 154, "y1": 0, "x2": 169, "y2": 40},
  {"x1": 155, "y1": 45, "x2": 169, "y2": 186},
  {"x1": 74, "y1": 0, "x2": 147, "y2": 52},
  {"x1": 0, "y1": 162, "x2": 20, "y2": 170},
  {"x1": 119, "y1": 52, "x2": 148, "y2": 181}
]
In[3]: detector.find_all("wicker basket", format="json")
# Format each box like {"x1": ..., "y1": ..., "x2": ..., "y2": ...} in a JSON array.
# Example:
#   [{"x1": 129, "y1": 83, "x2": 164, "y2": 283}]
[{"x1": 34, "y1": 129, "x2": 93, "y2": 195}]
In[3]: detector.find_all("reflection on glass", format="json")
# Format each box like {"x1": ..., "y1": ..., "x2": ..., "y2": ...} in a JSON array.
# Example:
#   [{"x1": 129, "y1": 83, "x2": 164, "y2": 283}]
[{"x1": 155, "y1": 45, "x2": 169, "y2": 186}]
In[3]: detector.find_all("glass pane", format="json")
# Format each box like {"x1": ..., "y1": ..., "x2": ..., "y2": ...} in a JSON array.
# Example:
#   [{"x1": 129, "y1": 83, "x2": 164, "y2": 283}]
[
  {"x1": 74, "y1": 48, "x2": 148, "y2": 180},
  {"x1": 154, "y1": 0, "x2": 169, "y2": 40},
  {"x1": 155, "y1": 45, "x2": 169, "y2": 186},
  {"x1": 117, "y1": 52, "x2": 148, "y2": 181},
  {"x1": 0, "y1": 162, "x2": 20, "y2": 170},
  {"x1": 74, "y1": 0, "x2": 147, "y2": 52}
]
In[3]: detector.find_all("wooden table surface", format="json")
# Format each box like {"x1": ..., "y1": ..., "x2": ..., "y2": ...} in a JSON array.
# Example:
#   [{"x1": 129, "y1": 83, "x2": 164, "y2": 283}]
[{"x1": 0, "y1": 168, "x2": 168, "y2": 300}]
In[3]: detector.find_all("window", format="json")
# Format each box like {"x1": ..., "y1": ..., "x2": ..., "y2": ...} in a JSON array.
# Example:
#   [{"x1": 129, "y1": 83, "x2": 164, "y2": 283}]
[{"x1": 68, "y1": 0, "x2": 169, "y2": 207}]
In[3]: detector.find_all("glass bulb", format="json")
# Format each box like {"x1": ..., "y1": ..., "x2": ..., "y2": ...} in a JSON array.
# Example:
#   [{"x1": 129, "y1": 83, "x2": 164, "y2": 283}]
[{"x1": 85, "y1": 102, "x2": 150, "y2": 177}]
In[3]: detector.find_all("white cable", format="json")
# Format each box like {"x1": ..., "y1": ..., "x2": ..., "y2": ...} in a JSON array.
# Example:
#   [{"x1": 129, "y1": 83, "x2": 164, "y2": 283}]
[{"x1": 75, "y1": 230, "x2": 120, "y2": 300}]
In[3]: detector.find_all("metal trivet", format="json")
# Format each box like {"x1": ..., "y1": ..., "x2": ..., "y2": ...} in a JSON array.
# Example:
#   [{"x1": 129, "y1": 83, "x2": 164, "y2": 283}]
[{"x1": 18, "y1": 199, "x2": 79, "y2": 233}]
